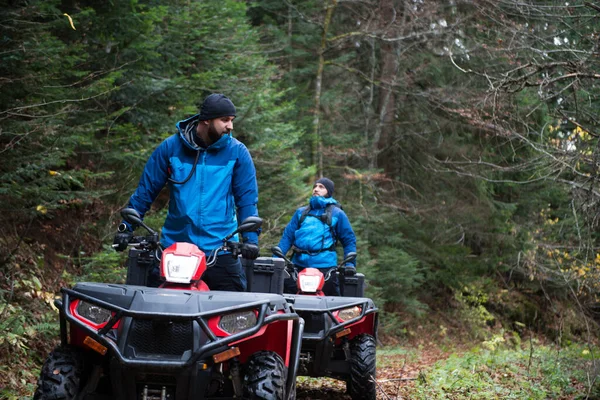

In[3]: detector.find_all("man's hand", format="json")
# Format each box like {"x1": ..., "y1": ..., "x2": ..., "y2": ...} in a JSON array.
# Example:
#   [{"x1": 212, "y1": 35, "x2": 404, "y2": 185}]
[
  {"x1": 113, "y1": 232, "x2": 133, "y2": 252},
  {"x1": 240, "y1": 243, "x2": 260, "y2": 260},
  {"x1": 344, "y1": 265, "x2": 356, "y2": 276}
]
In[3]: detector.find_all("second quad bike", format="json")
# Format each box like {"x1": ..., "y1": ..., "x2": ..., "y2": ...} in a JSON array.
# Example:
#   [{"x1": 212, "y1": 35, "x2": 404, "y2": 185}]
[
  {"x1": 33, "y1": 210, "x2": 303, "y2": 400},
  {"x1": 271, "y1": 247, "x2": 379, "y2": 400}
]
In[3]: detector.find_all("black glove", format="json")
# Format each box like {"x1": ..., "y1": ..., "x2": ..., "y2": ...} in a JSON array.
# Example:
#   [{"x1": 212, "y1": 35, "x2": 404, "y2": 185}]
[
  {"x1": 113, "y1": 231, "x2": 133, "y2": 252},
  {"x1": 344, "y1": 265, "x2": 356, "y2": 276},
  {"x1": 240, "y1": 243, "x2": 260, "y2": 260}
]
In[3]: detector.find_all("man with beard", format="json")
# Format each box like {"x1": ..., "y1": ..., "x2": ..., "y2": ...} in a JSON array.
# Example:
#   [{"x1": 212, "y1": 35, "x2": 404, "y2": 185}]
[
  {"x1": 277, "y1": 177, "x2": 357, "y2": 296},
  {"x1": 115, "y1": 94, "x2": 260, "y2": 291}
]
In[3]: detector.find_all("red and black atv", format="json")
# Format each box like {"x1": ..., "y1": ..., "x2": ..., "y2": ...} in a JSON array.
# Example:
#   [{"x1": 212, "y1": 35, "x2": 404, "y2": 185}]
[
  {"x1": 271, "y1": 247, "x2": 379, "y2": 400},
  {"x1": 33, "y1": 210, "x2": 303, "y2": 400}
]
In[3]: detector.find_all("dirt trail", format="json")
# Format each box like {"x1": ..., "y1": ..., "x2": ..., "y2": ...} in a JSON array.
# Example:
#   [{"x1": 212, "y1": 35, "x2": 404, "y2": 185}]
[{"x1": 296, "y1": 345, "x2": 452, "y2": 399}]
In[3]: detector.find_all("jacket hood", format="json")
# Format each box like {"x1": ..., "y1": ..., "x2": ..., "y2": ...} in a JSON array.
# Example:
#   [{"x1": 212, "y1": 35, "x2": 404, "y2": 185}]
[
  {"x1": 176, "y1": 114, "x2": 232, "y2": 151},
  {"x1": 309, "y1": 195, "x2": 338, "y2": 210}
]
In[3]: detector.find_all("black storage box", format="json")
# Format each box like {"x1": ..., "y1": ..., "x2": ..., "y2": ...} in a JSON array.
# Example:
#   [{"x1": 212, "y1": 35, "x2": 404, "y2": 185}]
[
  {"x1": 242, "y1": 257, "x2": 285, "y2": 295},
  {"x1": 125, "y1": 248, "x2": 156, "y2": 286},
  {"x1": 341, "y1": 273, "x2": 365, "y2": 297}
]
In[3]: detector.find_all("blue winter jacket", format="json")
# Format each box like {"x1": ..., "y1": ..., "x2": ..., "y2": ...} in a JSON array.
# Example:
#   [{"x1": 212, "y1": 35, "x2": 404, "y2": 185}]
[
  {"x1": 277, "y1": 196, "x2": 356, "y2": 269},
  {"x1": 127, "y1": 114, "x2": 259, "y2": 252}
]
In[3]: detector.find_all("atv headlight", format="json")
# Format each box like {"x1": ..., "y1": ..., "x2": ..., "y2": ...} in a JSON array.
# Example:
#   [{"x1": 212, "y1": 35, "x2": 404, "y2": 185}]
[
  {"x1": 298, "y1": 275, "x2": 321, "y2": 293},
  {"x1": 218, "y1": 311, "x2": 257, "y2": 334},
  {"x1": 336, "y1": 306, "x2": 362, "y2": 322},
  {"x1": 164, "y1": 253, "x2": 200, "y2": 283},
  {"x1": 76, "y1": 301, "x2": 112, "y2": 325}
]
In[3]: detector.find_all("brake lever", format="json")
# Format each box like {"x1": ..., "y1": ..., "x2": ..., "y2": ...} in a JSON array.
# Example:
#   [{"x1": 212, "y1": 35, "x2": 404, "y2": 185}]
[
  {"x1": 206, "y1": 246, "x2": 223, "y2": 268},
  {"x1": 284, "y1": 267, "x2": 298, "y2": 280}
]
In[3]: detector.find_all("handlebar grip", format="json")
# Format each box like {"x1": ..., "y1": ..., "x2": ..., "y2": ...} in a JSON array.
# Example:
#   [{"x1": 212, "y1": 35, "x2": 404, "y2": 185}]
[{"x1": 222, "y1": 241, "x2": 243, "y2": 258}]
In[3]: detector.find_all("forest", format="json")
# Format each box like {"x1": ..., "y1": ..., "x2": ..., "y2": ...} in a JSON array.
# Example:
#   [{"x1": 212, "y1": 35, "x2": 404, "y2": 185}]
[{"x1": 1, "y1": 0, "x2": 600, "y2": 398}]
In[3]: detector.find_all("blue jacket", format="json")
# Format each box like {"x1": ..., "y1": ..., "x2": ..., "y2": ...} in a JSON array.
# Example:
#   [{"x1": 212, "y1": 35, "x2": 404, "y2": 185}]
[
  {"x1": 127, "y1": 114, "x2": 259, "y2": 252},
  {"x1": 277, "y1": 196, "x2": 356, "y2": 269}
]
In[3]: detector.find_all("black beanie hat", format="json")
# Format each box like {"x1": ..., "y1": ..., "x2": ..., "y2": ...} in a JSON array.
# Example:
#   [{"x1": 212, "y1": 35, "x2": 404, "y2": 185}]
[
  {"x1": 315, "y1": 177, "x2": 334, "y2": 198},
  {"x1": 198, "y1": 94, "x2": 236, "y2": 121}
]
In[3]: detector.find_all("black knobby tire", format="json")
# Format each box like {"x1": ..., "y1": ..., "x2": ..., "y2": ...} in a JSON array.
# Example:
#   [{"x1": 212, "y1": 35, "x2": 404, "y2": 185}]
[
  {"x1": 33, "y1": 346, "x2": 85, "y2": 400},
  {"x1": 243, "y1": 351, "x2": 287, "y2": 399},
  {"x1": 347, "y1": 334, "x2": 377, "y2": 400}
]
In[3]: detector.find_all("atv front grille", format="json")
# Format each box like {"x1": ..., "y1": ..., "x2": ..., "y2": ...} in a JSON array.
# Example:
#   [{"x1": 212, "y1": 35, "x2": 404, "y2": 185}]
[
  {"x1": 298, "y1": 311, "x2": 326, "y2": 334},
  {"x1": 127, "y1": 319, "x2": 193, "y2": 357}
]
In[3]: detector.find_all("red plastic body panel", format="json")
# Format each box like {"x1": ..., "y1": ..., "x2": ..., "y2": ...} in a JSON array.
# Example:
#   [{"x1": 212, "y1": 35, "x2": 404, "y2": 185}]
[
  {"x1": 207, "y1": 311, "x2": 293, "y2": 366},
  {"x1": 334, "y1": 313, "x2": 377, "y2": 344},
  {"x1": 297, "y1": 267, "x2": 325, "y2": 295},
  {"x1": 160, "y1": 242, "x2": 207, "y2": 283}
]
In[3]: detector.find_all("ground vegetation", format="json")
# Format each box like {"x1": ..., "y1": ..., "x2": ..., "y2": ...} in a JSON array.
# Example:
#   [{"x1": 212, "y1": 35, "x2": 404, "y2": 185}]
[{"x1": 1, "y1": 0, "x2": 600, "y2": 397}]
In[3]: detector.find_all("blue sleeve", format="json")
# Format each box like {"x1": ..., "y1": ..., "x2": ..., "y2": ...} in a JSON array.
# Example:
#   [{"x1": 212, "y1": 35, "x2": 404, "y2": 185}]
[
  {"x1": 277, "y1": 209, "x2": 301, "y2": 256},
  {"x1": 128, "y1": 139, "x2": 171, "y2": 218},
  {"x1": 233, "y1": 144, "x2": 259, "y2": 244},
  {"x1": 335, "y1": 210, "x2": 357, "y2": 266}
]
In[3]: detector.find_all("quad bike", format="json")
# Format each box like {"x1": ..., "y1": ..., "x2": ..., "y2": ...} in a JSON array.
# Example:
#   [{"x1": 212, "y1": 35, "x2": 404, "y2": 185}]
[
  {"x1": 33, "y1": 210, "x2": 303, "y2": 400},
  {"x1": 271, "y1": 247, "x2": 379, "y2": 400}
]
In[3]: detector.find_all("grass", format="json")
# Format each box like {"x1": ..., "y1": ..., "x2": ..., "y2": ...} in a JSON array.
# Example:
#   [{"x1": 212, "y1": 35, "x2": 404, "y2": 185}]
[
  {"x1": 295, "y1": 335, "x2": 600, "y2": 399},
  {"x1": 404, "y1": 340, "x2": 599, "y2": 399}
]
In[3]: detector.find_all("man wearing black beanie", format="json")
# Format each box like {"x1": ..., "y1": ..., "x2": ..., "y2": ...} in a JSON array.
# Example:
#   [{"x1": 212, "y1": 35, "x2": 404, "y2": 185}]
[
  {"x1": 276, "y1": 177, "x2": 357, "y2": 296},
  {"x1": 315, "y1": 177, "x2": 334, "y2": 198},
  {"x1": 115, "y1": 93, "x2": 260, "y2": 292},
  {"x1": 195, "y1": 93, "x2": 238, "y2": 146}
]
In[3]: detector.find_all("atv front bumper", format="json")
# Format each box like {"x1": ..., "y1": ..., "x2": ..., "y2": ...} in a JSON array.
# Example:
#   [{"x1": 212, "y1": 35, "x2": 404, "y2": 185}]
[{"x1": 57, "y1": 283, "x2": 303, "y2": 399}]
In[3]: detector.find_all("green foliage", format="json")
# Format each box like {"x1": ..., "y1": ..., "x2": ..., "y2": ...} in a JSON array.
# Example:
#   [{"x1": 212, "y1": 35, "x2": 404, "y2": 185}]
[
  {"x1": 81, "y1": 245, "x2": 127, "y2": 284},
  {"x1": 0, "y1": 1, "x2": 109, "y2": 223},
  {"x1": 0, "y1": 287, "x2": 58, "y2": 395},
  {"x1": 353, "y1": 206, "x2": 425, "y2": 313},
  {"x1": 412, "y1": 342, "x2": 597, "y2": 399},
  {"x1": 453, "y1": 283, "x2": 496, "y2": 340}
]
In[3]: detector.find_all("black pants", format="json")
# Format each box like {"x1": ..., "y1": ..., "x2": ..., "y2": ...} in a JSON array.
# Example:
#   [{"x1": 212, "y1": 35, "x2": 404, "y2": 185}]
[
  {"x1": 283, "y1": 266, "x2": 340, "y2": 296},
  {"x1": 201, "y1": 254, "x2": 247, "y2": 292},
  {"x1": 148, "y1": 254, "x2": 247, "y2": 292}
]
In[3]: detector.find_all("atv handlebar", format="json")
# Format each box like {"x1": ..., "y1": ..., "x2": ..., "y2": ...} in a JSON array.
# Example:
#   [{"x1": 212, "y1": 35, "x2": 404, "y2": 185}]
[
  {"x1": 271, "y1": 246, "x2": 357, "y2": 281},
  {"x1": 205, "y1": 240, "x2": 247, "y2": 267},
  {"x1": 115, "y1": 208, "x2": 262, "y2": 262},
  {"x1": 112, "y1": 233, "x2": 160, "y2": 252}
]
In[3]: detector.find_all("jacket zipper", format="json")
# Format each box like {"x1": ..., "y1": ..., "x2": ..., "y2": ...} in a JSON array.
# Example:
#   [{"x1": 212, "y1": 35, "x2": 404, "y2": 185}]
[{"x1": 199, "y1": 151, "x2": 206, "y2": 227}]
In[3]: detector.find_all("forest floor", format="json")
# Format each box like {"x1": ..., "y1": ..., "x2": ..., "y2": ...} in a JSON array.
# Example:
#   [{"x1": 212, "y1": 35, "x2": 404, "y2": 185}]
[
  {"x1": 295, "y1": 321, "x2": 598, "y2": 400},
  {"x1": 295, "y1": 332, "x2": 461, "y2": 400}
]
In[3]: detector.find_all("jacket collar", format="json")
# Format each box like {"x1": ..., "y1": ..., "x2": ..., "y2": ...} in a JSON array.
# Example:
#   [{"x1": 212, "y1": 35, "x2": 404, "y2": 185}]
[
  {"x1": 309, "y1": 195, "x2": 337, "y2": 210},
  {"x1": 176, "y1": 114, "x2": 232, "y2": 151}
]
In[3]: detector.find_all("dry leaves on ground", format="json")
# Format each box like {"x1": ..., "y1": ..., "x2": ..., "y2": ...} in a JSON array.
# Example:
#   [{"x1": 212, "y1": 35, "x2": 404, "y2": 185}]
[{"x1": 296, "y1": 346, "x2": 451, "y2": 399}]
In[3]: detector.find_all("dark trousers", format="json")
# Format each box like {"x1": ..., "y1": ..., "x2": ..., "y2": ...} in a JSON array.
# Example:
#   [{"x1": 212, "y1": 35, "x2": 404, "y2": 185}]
[
  {"x1": 283, "y1": 266, "x2": 340, "y2": 296},
  {"x1": 148, "y1": 254, "x2": 246, "y2": 292},
  {"x1": 201, "y1": 254, "x2": 247, "y2": 292}
]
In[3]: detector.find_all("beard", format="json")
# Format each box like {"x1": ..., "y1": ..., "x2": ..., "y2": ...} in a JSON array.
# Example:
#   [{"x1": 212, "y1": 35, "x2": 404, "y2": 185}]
[{"x1": 207, "y1": 121, "x2": 226, "y2": 144}]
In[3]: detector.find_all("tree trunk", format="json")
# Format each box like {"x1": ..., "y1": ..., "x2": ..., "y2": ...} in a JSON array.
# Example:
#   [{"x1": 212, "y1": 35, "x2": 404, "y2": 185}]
[
  {"x1": 312, "y1": 0, "x2": 337, "y2": 177},
  {"x1": 371, "y1": 0, "x2": 400, "y2": 171}
]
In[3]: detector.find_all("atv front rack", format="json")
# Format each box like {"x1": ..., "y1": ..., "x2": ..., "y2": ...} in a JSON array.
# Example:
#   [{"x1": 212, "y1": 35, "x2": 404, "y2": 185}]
[
  {"x1": 286, "y1": 295, "x2": 378, "y2": 341},
  {"x1": 57, "y1": 286, "x2": 303, "y2": 369}
]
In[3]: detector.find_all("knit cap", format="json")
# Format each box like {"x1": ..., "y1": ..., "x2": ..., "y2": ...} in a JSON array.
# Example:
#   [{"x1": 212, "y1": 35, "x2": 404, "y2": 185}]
[
  {"x1": 315, "y1": 177, "x2": 334, "y2": 198},
  {"x1": 198, "y1": 94, "x2": 236, "y2": 121}
]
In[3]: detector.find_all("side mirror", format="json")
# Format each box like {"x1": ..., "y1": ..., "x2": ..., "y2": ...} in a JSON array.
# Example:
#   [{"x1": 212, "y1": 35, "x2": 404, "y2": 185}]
[
  {"x1": 238, "y1": 216, "x2": 263, "y2": 233},
  {"x1": 341, "y1": 252, "x2": 357, "y2": 266},
  {"x1": 271, "y1": 246, "x2": 285, "y2": 259},
  {"x1": 119, "y1": 208, "x2": 157, "y2": 235},
  {"x1": 223, "y1": 217, "x2": 262, "y2": 241},
  {"x1": 271, "y1": 246, "x2": 291, "y2": 264},
  {"x1": 120, "y1": 208, "x2": 143, "y2": 226}
]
